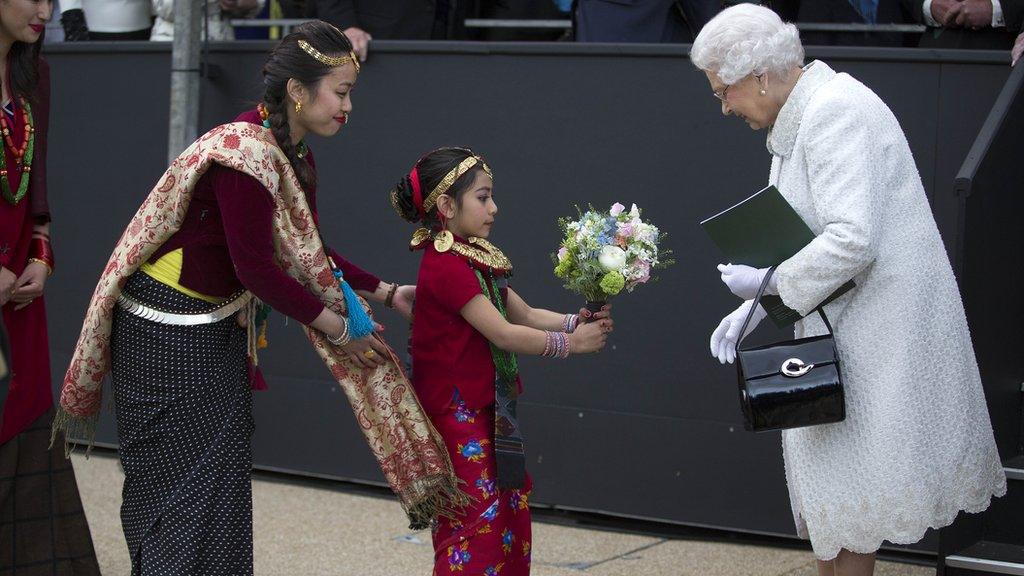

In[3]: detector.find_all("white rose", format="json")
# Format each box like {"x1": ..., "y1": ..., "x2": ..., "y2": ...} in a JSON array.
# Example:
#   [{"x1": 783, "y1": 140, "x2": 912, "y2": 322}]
[{"x1": 598, "y1": 245, "x2": 628, "y2": 271}]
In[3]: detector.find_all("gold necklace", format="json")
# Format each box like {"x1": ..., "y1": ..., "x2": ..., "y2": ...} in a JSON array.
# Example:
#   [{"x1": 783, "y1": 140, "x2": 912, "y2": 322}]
[
  {"x1": 448, "y1": 236, "x2": 513, "y2": 272},
  {"x1": 409, "y1": 227, "x2": 512, "y2": 271}
]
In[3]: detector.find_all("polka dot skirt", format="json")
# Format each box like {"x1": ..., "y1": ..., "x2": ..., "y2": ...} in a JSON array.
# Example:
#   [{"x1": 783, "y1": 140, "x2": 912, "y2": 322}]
[{"x1": 110, "y1": 273, "x2": 254, "y2": 576}]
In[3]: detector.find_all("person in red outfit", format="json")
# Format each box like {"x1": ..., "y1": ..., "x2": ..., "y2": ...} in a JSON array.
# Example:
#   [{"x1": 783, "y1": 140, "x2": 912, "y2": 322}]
[
  {"x1": 0, "y1": 0, "x2": 101, "y2": 574},
  {"x1": 95, "y1": 23, "x2": 413, "y2": 576},
  {"x1": 390, "y1": 147, "x2": 614, "y2": 576}
]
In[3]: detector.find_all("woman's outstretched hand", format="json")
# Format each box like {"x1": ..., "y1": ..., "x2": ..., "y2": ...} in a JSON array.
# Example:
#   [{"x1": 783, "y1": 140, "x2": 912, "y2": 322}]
[
  {"x1": 392, "y1": 284, "x2": 416, "y2": 321},
  {"x1": 340, "y1": 329, "x2": 390, "y2": 369}
]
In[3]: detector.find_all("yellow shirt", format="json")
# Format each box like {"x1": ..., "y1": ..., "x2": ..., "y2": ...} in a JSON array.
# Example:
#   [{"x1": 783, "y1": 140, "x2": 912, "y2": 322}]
[{"x1": 139, "y1": 248, "x2": 225, "y2": 304}]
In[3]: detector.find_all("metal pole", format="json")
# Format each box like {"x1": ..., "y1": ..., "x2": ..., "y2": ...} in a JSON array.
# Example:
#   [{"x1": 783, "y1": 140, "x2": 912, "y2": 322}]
[{"x1": 168, "y1": 0, "x2": 202, "y2": 163}]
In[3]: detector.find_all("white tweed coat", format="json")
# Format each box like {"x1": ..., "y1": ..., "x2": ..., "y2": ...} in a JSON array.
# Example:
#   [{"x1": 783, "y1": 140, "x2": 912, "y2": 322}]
[{"x1": 767, "y1": 60, "x2": 1006, "y2": 560}]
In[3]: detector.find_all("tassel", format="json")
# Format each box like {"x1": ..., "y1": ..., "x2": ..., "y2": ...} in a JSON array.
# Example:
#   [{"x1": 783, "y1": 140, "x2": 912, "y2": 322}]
[
  {"x1": 334, "y1": 268, "x2": 375, "y2": 338},
  {"x1": 255, "y1": 303, "x2": 271, "y2": 349},
  {"x1": 246, "y1": 297, "x2": 267, "y2": 366}
]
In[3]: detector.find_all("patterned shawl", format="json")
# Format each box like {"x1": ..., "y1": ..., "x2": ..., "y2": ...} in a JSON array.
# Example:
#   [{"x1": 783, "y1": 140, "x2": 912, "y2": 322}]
[{"x1": 52, "y1": 122, "x2": 465, "y2": 528}]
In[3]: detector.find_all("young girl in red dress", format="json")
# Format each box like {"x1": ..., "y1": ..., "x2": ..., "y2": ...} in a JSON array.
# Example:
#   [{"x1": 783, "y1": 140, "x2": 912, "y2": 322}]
[{"x1": 390, "y1": 147, "x2": 613, "y2": 576}]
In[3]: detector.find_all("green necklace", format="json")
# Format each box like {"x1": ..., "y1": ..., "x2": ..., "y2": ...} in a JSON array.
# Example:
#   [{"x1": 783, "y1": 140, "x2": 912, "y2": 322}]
[
  {"x1": 0, "y1": 99, "x2": 35, "y2": 206},
  {"x1": 474, "y1": 269, "x2": 519, "y2": 380}
]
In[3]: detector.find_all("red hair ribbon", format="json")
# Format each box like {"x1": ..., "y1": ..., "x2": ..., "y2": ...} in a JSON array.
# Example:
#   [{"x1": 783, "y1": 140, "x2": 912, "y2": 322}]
[{"x1": 410, "y1": 165, "x2": 425, "y2": 217}]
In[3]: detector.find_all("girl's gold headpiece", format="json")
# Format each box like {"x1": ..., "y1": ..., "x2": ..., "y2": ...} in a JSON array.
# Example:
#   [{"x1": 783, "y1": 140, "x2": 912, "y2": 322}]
[{"x1": 422, "y1": 156, "x2": 492, "y2": 213}]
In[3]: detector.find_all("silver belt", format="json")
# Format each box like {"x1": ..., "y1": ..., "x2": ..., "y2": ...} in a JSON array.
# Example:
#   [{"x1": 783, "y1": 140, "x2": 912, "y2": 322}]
[{"x1": 117, "y1": 290, "x2": 253, "y2": 326}]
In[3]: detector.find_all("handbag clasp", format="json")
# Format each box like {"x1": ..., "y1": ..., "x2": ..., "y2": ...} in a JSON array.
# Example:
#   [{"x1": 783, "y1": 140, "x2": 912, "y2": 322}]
[{"x1": 781, "y1": 358, "x2": 814, "y2": 378}]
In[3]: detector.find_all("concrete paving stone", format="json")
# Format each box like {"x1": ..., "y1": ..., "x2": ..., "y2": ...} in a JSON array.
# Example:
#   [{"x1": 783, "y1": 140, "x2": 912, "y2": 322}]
[
  {"x1": 588, "y1": 539, "x2": 815, "y2": 576},
  {"x1": 70, "y1": 452, "x2": 934, "y2": 576},
  {"x1": 251, "y1": 476, "x2": 434, "y2": 575},
  {"x1": 530, "y1": 521, "x2": 663, "y2": 571}
]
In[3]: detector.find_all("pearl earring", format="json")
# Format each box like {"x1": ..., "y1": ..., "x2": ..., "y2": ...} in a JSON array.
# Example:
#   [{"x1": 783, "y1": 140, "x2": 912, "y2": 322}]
[{"x1": 760, "y1": 89, "x2": 767, "y2": 96}]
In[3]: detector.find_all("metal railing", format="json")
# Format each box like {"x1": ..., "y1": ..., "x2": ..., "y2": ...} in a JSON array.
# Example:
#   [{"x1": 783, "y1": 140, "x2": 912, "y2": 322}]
[
  {"x1": 230, "y1": 18, "x2": 927, "y2": 35},
  {"x1": 463, "y1": 19, "x2": 926, "y2": 33},
  {"x1": 229, "y1": 18, "x2": 313, "y2": 36}
]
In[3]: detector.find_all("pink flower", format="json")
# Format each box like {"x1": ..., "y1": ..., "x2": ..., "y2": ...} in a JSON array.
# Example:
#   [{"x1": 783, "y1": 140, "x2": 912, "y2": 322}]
[
  {"x1": 610, "y1": 202, "x2": 626, "y2": 216},
  {"x1": 637, "y1": 261, "x2": 651, "y2": 283},
  {"x1": 557, "y1": 246, "x2": 569, "y2": 261}
]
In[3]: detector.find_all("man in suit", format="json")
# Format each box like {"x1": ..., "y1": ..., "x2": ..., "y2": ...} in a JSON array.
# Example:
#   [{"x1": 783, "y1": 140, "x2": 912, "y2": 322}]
[
  {"x1": 909, "y1": 0, "x2": 1024, "y2": 48},
  {"x1": 776, "y1": 0, "x2": 914, "y2": 46},
  {"x1": 306, "y1": 0, "x2": 474, "y2": 59},
  {"x1": 574, "y1": 0, "x2": 721, "y2": 43}
]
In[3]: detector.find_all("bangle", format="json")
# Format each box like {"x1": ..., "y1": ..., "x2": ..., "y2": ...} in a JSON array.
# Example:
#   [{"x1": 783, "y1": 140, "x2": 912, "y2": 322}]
[
  {"x1": 326, "y1": 319, "x2": 351, "y2": 346},
  {"x1": 541, "y1": 331, "x2": 570, "y2": 359},
  {"x1": 27, "y1": 258, "x2": 53, "y2": 277},
  {"x1": 384, "y1": 283, "x2": 399, "y2": 309},
  {"x1": 562, "y1": 313, "x2": 580, "y2": 333},
  {"x1": 28, "y1": 237, "x2": 54, "y2": 273}
]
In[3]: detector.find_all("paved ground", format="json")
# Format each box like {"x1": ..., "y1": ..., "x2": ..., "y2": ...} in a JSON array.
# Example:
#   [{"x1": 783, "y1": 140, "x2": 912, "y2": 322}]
[{"x1": 71, "y1": 451, "x2": 934, "y2": 576}]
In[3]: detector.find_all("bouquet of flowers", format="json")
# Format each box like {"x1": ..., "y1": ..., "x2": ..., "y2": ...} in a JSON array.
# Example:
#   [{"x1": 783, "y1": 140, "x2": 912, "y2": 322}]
[{"x1": 553, "y1": 202, "x2": 672, "y2": 311}]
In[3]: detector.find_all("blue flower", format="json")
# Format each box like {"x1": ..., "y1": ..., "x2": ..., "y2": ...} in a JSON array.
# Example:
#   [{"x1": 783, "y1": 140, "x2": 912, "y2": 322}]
[
  {"x1": 481, "y1": 501, "x2": 499, "y2": 521},
  {"x1": 460, "y1": 436, "x2": 487, "y2": 459}
]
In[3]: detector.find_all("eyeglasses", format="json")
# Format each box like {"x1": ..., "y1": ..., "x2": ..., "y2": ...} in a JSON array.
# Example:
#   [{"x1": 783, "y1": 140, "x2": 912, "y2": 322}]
[{"x1": 712, "y1": 74, "x2": 764, "y2": 103}]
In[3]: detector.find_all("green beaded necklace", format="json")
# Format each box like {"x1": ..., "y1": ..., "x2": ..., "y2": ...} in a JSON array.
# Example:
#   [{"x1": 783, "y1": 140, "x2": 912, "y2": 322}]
[
  {"x1": 0, "y1": 100, "x2": 35, "y2": 206},
  {"x1": 474, "y1": 269, "x2": 519, "y2": 381}
]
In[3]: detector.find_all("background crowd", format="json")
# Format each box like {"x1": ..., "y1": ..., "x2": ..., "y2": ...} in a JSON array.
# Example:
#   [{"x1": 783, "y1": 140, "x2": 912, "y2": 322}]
[{"x1": 41, "y1": 0, "x2": 1024, "y2": 57}]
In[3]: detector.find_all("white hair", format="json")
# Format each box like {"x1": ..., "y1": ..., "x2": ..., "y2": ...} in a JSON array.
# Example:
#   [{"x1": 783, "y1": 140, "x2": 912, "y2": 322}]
[{"x1": 690, "y1": 4, "x2": 804, "y2": 85}]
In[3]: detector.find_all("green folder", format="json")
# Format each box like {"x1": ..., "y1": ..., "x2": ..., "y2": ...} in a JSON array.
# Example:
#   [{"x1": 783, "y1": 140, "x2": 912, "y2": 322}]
[{"x1": 700, "y1": 185, "x2": 854, "y2": 327}]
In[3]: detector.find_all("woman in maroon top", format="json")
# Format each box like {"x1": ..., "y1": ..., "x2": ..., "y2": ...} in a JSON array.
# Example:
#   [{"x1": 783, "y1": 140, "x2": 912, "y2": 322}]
[
  {"x1": 105, "y1": 23, "x2": 412, "y2": 576},
  {"x1": 0, "y1": 2, "x2": 101, "y2": 574},
  {"x1": 391, "y1": 147, "x2": 612, "y2": 575}
]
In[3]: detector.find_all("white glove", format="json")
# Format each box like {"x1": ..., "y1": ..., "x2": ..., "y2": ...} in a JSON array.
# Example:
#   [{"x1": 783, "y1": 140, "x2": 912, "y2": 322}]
[
  {"x1": 709, "y1": 300, "x2": 767, "y2": 364},
  {"x1": 717, "y1": 263, "x2": 777, "y2": 300}
]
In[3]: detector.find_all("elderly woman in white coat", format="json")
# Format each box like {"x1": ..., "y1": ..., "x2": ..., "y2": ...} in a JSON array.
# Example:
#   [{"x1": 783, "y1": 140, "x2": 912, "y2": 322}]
[{"x1": 693, "y1": 5, "x2": 1006, "y2": 576}]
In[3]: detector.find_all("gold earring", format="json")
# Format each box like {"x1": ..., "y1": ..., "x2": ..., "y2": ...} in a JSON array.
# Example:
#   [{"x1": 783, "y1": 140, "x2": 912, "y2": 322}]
[{"x1": 294, "y1": 101, "x2": 302, "y2": 114}]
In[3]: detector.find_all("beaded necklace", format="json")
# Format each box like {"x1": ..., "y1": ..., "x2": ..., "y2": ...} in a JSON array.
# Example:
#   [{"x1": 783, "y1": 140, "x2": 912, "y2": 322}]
[
  {"x1": 473, "y1": 266, "x2": 527, "y2": 488},
  {"x1": 474, "y1": 270, "x2": 519, "y2": 380},
  {"x1": 0, "y1": 98, "x2": 35, "y2": 206}
]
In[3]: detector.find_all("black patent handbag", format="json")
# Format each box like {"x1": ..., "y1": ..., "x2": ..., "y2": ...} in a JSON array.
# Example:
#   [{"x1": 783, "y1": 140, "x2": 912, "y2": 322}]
[{"x1": 734, "y1": 266, "x2": 845, "y2": 432}]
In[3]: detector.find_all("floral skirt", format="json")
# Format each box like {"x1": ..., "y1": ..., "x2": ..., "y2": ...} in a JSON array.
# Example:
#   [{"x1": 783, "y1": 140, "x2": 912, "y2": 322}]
[{"x1": 431, "y1": 391, "x2": 533, "y2": 576}]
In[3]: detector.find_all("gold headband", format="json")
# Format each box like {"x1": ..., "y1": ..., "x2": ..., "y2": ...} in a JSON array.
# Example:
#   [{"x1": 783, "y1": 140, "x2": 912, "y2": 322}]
[
  {"x1": 298, "y1": 39, "x2": 361, "y2": 73},
  {"x1": 422, "y1": 156, "x2": 493, "y2": 213}
]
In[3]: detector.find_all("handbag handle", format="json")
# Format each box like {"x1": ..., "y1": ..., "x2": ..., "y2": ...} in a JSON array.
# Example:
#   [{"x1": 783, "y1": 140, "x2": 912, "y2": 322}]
[{"x1": 734, "y1": 266, "x2": 835, "y2": 354}]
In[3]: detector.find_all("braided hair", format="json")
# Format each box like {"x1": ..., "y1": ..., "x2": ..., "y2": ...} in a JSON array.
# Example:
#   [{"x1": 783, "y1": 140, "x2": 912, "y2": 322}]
[
  {"x1": 261, "y1": 21, "x2": 353, "y2": 191},
  {"x1": 391, "y1": 147, "x2": 487, "y2": 229}
]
